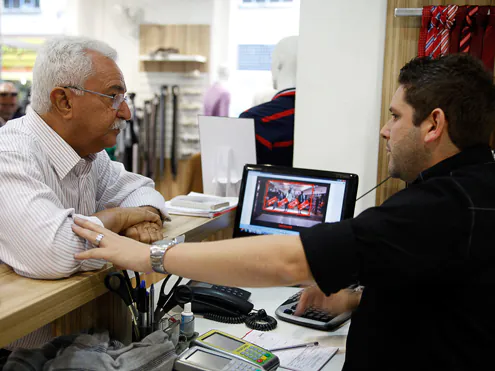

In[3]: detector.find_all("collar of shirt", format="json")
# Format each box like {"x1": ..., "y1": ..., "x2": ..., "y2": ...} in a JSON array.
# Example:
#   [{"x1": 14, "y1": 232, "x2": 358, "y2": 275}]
[
  {"x1": 272, "y1": 88, "x2": 296, "y2": 100},
  {"x1": 412, "y1": 144, "x2": 494, "y2": 185},
  {"x1": 24, "y1": 107, "x2": 97, "y2": 180}
]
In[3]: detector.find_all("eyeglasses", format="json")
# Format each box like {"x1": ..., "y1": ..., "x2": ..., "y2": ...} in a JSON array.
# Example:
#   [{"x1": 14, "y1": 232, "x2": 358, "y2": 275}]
[
  {"x1": 0, "y1": 92, "x2": 18, "y2": 97},
  {"x1": 64, "y1": 86, "x2": 127, "y2": 110}
]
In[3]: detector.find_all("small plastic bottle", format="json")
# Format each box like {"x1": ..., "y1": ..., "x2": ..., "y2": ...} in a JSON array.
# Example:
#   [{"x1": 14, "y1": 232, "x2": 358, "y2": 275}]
[{"x1": 180, "y1": 302, "x2": 195, "y2": 338}]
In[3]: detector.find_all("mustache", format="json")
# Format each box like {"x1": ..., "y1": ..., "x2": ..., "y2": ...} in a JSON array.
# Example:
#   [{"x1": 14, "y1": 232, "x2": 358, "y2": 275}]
[{"x1": 110, "y1": 119, "x2": 127, "y2": 131}]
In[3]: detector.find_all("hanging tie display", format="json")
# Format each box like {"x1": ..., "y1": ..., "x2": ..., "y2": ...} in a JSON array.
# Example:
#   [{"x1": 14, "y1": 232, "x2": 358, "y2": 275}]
[
  {"x1": 482, "y1": 6, "x2": 495, "y2": 73},
  {"x1": 159, "y1": 85, "x2": 168, "y2": 180},
  {"x1": 171, "y1": 85, "x2": 180, "y2": 180},
  {"x1": 150, "y1": 95, "x2": 159, "y2": 182}
]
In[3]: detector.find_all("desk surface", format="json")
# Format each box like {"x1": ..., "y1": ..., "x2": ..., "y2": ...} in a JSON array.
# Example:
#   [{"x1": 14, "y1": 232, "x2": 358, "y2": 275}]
[
  {"x1": 194, "y1": 287, "x2": 349, "y2": 371},
  {"x1": 0, "y1": 211, "x2": 235, "y2": 348}
]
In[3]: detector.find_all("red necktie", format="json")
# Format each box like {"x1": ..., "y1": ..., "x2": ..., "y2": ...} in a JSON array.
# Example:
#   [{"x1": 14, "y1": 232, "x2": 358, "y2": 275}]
[
  {"x1": 450, "y1": 6, "x2": 468, "y2": 54},
  {"x1": 482, "y1": 6, "x2": 495, "y2": 72},
  {"x1": 460, "y1": 6, "x2": 479, "y2": 53},
  {"x1": 470, "y1": 6, "x2": 489, "y2": 58},
  {"x1": 439, "y1": 5, "x2": 458, "y2": 57},
  {"x1": 425, "y1": 6, "x2": 444, "y2": 57},
  {"x1": 418, "y1": 6, "x2": 433, "y2": 57}
]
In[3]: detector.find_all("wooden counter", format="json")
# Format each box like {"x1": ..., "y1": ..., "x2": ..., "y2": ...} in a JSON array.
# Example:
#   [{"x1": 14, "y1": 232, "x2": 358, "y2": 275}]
[{"x1": 0, "y1": 211, "x2": 235, "y2": 348}]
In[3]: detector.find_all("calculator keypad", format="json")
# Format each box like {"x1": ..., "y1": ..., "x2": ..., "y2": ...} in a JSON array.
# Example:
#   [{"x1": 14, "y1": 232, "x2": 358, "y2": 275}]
[{"x1": 240, "y1": 347, "x2": 272, "y2": 364}]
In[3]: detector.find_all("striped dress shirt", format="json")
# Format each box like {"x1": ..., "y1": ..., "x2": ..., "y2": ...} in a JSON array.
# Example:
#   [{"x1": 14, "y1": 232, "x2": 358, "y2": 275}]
[{"x1": 0, "y1": 108, "x2": 167, "y2": 348}]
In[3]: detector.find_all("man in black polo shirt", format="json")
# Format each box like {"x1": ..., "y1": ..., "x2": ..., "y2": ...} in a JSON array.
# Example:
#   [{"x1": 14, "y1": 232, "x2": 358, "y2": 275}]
[{"x1": 73, "y1": 54, "x2": 495, "y2": 371}]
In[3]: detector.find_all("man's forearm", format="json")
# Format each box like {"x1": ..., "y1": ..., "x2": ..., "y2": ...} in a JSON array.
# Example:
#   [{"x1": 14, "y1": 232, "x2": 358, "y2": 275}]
[{"x1": 164, "y1": 235, "x2": 314, "y2": 287}]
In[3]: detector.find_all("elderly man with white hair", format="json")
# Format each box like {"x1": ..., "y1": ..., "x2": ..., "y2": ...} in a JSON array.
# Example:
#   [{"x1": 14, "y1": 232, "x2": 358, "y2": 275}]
[
  {"x1": 0, "y1": 36, "x2": 169, "y2": 279},
  {"x1": 0, "y1": 36, "x2": 170, "y2": 349}
]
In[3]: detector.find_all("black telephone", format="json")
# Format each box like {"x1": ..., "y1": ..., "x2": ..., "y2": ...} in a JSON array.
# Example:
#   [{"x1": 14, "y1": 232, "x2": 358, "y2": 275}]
[
  {"x1": 178, "y1": 286, "x2": 253, "y2": 316},
  {"x1": 175, "y1": 282, "x2": 278, "y2": 330},
  {"x1": 175, "y1": 283, "x2": 253, "y2": 319}
]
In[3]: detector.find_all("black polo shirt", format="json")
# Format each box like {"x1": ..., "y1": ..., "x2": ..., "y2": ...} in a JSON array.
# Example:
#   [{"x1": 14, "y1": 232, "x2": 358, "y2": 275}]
[{"x1": 299, "y1": 145, "x2": 495, "y2": 371}]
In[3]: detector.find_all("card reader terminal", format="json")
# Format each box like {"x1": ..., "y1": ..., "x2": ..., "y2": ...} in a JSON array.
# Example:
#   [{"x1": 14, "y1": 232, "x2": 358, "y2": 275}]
[
  {"x1": 175, "y1": 346, "x2": 265, "y2": 371},
  {"x1": 193, "y1": 330, "x2": 279, "y2": 370}
]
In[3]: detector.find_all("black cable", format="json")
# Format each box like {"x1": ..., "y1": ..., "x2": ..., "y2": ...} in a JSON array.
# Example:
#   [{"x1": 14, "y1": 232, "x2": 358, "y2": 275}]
[
  {"x1": 204, "y1": 309, "x2": 278, "y2": 331},
  {"x1": 355, "y1": 176, "x2": 392, "y2": 201},
  {"x1": 203, "y1": 313, "x2": 247, "y2": 324},
  {"x1": 245, "y1": 309, "x2": 277, "y2": 331}
]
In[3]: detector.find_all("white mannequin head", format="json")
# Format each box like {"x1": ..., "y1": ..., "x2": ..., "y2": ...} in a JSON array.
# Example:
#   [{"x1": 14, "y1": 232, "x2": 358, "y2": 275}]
[{"x1": 271, "y1": 36, "x2": 298, "y2": 91}]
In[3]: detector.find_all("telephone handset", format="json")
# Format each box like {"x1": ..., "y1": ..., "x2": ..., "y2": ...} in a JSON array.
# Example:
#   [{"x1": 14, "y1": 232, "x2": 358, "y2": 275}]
[{"x1": 175, "y1": 285, "x2": 254, "y2": 317}]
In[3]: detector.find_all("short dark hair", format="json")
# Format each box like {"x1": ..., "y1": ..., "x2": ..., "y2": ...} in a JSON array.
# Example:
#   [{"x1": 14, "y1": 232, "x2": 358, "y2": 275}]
[{"x1": 398, "y1": 54, "x2": 495, "y2": 149}]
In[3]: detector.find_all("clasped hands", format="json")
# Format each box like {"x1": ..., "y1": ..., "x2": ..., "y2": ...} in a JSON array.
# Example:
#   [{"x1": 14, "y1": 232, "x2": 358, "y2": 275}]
[{"x1": 93, "y1": 206, "x2": 163, "y2": 244}]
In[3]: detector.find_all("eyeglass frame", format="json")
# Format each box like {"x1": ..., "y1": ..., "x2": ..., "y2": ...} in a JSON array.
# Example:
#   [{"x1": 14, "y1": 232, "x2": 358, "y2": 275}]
[{"x1": 63, "y1": 86, "x2": 128, "y2": 110}]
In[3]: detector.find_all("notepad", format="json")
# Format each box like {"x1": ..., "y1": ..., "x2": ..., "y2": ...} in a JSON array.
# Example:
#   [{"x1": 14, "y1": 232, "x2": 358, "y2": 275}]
[
  {"x1": 243, "y1": 330, "x2": 338, "y2": 371},
  {"x1": 170, "y1": 195, "x2": 230, "y2": 210},
  {"x1": 166, "y1": 192, "x2": 238, "y2": 218}
]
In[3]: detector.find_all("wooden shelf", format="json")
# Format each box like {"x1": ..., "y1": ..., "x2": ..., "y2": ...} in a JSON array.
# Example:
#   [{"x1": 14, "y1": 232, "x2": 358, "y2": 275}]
[{"x1": 140, "y1": 54, "x2": 207, "y2": 63}]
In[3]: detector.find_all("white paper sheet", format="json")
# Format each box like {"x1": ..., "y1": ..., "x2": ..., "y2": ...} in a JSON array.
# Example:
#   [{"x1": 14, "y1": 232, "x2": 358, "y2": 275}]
[{"x1": 243, "y1": 330, "x2": 338, "y2": 371}]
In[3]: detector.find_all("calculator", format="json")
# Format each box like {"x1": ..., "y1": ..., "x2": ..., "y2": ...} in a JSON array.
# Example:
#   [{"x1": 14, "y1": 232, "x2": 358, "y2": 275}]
[
  {"x1": 193, "y1": 330, "x2": 279, "y2": 370},
  {"x1": 275, "y1": 290, "x2": 352, "y2": 331},
  {"x1": 175, "y1": 346, "x2": 266, "y2": 371}
]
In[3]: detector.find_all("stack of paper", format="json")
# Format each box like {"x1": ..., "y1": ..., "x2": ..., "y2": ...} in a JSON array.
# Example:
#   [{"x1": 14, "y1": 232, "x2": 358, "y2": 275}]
[
  {"x1": 243, "y1": 330, "x2": 338, "y2": 371},
  {"x1": 165, "y1": 192, "x2": 238, "y2": 218}
]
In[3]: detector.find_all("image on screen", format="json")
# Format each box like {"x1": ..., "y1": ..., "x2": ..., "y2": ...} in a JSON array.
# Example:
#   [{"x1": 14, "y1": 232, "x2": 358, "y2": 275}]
[
  {"x1": 238, "y1": 170, "x2": 348, "y2": 236},
  {"x1": 249, "y1": 177, "x2": 330, "y2": 233}
]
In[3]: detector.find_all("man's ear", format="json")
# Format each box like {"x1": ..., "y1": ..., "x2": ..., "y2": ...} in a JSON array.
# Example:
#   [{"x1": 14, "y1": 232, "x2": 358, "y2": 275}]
[
  {"x1": 50, "y1": 87, "x2": 73, "y2": 119},
  {"x1": 424, "y1": 108, "x2": 447, "y2": 144}
]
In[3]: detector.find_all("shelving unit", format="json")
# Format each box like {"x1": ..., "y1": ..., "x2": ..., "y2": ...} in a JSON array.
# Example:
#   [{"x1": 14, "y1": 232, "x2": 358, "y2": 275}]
[{"x1": 139, "y1": 54, "x2": 207, "y2": 63}]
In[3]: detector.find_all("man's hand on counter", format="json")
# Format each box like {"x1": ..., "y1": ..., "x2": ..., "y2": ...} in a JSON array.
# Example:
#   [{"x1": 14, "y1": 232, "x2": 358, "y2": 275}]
[
  {"x1": 294, "y1": 285, "x2": 362, "y2": 317},
  {"x1": 93, "y1": 207, "x2": 162, "y2": 235},
  {"x1": 121, "y1": 206, "x2": 164, "y2": 244}
]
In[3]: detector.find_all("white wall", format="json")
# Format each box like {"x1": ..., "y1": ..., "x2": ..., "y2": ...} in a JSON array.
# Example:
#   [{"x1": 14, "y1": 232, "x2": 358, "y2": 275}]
[
  {"x1": 1, "y1": 0, "x2": 68, "y2": 36},
  {"x1": 294, "y1": 0, "x2": 387, "y2": 215},
  {"x1": 228, "y1": 0, "x2": 300, "y2": 116}
]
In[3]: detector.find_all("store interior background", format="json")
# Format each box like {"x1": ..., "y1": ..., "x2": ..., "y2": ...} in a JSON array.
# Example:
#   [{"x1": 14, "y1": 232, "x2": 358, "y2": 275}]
[{"x1": 0, "y1": 0, "x2": 387, "y2": 215}]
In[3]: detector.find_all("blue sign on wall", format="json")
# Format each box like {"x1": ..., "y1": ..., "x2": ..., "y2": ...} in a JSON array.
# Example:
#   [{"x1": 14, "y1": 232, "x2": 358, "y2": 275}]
[{"x1": 238, "y1": 44, "x2": 276, "y2": 71}]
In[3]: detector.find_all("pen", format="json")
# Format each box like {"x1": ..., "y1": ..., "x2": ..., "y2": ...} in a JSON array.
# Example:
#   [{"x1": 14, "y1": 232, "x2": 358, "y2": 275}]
[
  {"x1": 150, "y1": 283, "x2": 154, "y2": 330},
  {"x1": 268, "y1": 341, "x2": 319, "y2": 352},
  {"x1": 145, "y1": 291, "x2": 150, "y2": 327},
  {"x1": 138, "y1": 280, "x2": 147, "y2": 328}
]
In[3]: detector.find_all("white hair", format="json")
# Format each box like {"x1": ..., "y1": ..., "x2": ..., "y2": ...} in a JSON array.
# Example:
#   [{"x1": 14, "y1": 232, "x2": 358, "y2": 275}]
[{"x1": 31, "y1": 36, "x2": 118, "y2": 114}]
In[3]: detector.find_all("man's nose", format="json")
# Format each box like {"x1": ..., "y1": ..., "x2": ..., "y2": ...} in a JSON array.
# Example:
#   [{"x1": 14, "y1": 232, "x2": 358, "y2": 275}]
[
  {"x1": 380, "y1": 123, "x2": 390, "y2": 140},
  {"x1": 117, "y1": 101, "x2": 131, "y2": 120}
]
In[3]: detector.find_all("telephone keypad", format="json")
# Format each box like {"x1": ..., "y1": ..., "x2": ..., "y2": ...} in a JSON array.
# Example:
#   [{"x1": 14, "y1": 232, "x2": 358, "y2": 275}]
[{"x1": 212, "y1": 285, "x2": 251, "y2": 299}]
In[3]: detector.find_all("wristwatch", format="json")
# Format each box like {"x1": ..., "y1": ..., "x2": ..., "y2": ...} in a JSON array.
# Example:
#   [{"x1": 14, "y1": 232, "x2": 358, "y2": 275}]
[{"x1": 150, "y1": 235, "x2": 184, "y2": 274}]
